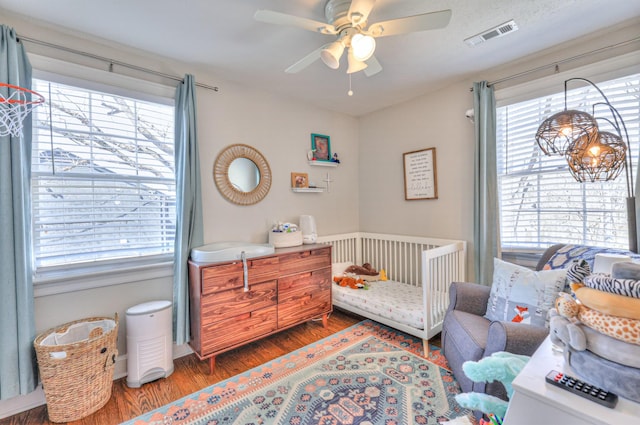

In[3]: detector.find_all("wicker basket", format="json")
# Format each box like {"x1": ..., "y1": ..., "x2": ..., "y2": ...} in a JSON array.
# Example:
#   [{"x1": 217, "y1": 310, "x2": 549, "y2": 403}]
[
  {"x1": 34, "y1": 315, "x2": 119, "y2": 423},
  {"x1": 269, "y1": 230, "x2": 303, "y2": 248}
]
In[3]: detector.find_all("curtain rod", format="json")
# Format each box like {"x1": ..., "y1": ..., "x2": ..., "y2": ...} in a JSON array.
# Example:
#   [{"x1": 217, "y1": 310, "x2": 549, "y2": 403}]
[
  {"x1": 17, "y1": 34, "x2": 219, "y2": 92},
  {"x1": 470, "y1": 36, "x2": 640, "y2": 91}
]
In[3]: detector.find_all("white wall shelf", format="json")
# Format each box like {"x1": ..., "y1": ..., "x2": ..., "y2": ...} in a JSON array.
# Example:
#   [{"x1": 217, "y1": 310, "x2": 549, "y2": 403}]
[
  {"x1": 308, "y1": 161, "x2": 338, "y2": 167},
  {"x1": 292, "y1": 187, "x2": 325, "y2": 193}
]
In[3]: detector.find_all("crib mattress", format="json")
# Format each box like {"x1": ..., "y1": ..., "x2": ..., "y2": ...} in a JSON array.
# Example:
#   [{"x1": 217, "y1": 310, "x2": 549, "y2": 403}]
[{"x1": 332, "y1": 280, "x2": 424, "y2": 330}]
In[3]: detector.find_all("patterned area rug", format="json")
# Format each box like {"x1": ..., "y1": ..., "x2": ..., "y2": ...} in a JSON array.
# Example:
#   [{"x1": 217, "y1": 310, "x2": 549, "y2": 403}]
[{"x1": 122, "y1": 320, "x2": 473, "y2": 425}]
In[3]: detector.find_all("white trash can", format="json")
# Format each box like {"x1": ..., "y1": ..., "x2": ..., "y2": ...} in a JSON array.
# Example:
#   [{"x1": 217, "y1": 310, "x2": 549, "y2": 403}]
[{"x1": 125, "y1": 300, "x2": 174, "y2": 388}]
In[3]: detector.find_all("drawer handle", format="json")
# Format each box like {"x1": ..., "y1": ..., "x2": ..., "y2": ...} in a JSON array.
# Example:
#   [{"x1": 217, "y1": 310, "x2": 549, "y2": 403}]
[{"x1": 242, "y1": 251, "x2": 249, "y2": 292}]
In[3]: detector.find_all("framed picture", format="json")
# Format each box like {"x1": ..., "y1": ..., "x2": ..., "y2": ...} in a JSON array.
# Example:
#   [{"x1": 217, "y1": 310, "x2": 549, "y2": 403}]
[
  {"x1": 403, "y1": 147, "x2": 438, "y2": 200},
  {"x1": 291, "y1": 172, "x2": 309, "y2": 188},
  {"x1": 311, "y1": 133, "x2": 331, "y2": 161}
]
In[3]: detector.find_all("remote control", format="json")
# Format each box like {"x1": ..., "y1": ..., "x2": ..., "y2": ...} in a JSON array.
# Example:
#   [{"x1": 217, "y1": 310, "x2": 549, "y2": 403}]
[{"x1": 545, "y1": 370, "x2": 618, "y2": 409}]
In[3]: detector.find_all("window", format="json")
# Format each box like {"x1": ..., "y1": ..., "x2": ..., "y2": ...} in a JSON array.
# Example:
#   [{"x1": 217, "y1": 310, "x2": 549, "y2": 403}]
[
  {"x1": 497, "y1": 73, "x2": 640, "y2": 251},
  {"x1": 31, "y1": 79, "x2": 176, "y2": 276}
]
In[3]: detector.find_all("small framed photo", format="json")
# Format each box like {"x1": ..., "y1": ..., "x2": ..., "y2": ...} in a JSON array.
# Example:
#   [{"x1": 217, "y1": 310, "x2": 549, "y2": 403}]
[
  {"x1": 311, "y1": 133, "x2": 331, "y2": 161},
  {"x1": 291, "y1": 172, "x2": 309, "y2": 188}
]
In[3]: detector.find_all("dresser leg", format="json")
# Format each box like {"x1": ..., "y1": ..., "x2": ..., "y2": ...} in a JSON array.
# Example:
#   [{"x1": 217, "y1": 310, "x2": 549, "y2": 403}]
[
  {"x1": 322, "y1": 313, "x2": 328, "y2": 328},
  {"x1": 208, "y1": 356, "x2": 216, "y2": 374}
]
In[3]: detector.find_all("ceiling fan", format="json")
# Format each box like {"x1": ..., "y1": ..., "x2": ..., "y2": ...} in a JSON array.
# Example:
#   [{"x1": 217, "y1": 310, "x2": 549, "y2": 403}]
[{"x1": 254, "y1": 0, "x2": 452, "y2": 76}]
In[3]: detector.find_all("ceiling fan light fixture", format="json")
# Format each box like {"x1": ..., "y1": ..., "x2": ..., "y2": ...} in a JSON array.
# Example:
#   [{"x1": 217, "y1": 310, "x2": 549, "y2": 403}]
[
  {"x1": 255, "y1": 3, "x2": 453, "y2": 77},
  {"x1": 347, "y1": 48, "x2": 368, "y2": 74},
  {"x1": 320, "y1": 40, "x2": 345, "y2": 69},
  {"x1": 350, "y1": 33, "x2": 376, "y2": 61}
]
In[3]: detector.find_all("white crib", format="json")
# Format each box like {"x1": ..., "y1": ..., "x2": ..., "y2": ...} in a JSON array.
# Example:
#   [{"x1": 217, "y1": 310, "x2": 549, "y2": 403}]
[{"x1": 317, "y1": 232, "x2": 467, "y2": 353}]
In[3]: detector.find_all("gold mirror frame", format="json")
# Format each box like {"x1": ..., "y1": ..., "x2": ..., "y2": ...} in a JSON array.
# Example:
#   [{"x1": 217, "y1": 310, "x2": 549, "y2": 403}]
[{"x1": 213, "y1": 144, "x2": 272, "y2": 205}]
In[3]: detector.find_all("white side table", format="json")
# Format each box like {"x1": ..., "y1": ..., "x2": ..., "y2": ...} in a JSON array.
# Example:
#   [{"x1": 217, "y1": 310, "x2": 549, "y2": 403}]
[{"x1": 503, "y1": 337, "x2": 640, "y2": 425}]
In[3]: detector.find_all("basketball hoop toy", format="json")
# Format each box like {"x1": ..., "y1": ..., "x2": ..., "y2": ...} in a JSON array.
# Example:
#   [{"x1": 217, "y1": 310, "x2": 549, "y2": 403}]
[{"x1": 0, "y1": 82, "x2": 45, "y2": 137}]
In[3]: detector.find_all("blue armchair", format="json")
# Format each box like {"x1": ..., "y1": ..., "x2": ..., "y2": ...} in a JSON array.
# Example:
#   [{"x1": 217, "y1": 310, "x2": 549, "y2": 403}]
[{"x1": 441, "y1": 243, "x2": 640, "y2": 403}]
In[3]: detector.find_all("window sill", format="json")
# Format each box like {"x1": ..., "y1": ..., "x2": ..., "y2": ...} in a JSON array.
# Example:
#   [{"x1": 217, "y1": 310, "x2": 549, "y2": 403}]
[
  {"x1": 501, "y1": 248, "x2": 546, "y2": 269},
  {"x1": 33, "y1": 260, "x2": 174, "y2": 297}
]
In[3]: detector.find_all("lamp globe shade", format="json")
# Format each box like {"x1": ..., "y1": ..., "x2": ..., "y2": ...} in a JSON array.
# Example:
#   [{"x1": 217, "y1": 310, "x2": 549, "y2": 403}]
[{"x1": 320, "y1": 41, "x2": 345, "y2": 69}]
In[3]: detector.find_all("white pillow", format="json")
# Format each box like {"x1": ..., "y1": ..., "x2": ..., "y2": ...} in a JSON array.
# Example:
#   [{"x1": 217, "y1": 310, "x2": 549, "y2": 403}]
[{"x1": 485, "y1": 258, "x2": 567, "y2": 327}]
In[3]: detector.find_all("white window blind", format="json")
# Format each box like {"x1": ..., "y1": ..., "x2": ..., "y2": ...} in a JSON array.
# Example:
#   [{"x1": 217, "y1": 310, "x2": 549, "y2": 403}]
[
  {"x1": 497, "y1": 73, "x2": 640, "y2": 250},
  {"x1": 31, "y1": 79, "x2": 176, "y2": 271}
]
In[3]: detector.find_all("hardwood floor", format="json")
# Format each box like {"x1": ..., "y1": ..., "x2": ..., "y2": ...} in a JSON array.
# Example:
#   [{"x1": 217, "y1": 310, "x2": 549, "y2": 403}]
[
  {"x1": 1, "y1": 309, "x2": 363, "y2": 425},
  {"x1": 2, "y1": 309, "x2": 442, "y2": 425}
]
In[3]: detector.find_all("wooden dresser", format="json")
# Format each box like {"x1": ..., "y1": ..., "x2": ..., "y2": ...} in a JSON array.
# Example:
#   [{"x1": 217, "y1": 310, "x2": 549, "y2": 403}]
[{"x1": 188, "y1": 244, "x2": 332, "y2": 372}]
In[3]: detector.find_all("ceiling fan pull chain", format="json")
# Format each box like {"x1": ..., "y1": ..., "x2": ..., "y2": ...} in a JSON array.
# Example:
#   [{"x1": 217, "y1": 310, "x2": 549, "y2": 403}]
[{"x1": 348, "y1": 74, "x2": 354, "y2": 96}]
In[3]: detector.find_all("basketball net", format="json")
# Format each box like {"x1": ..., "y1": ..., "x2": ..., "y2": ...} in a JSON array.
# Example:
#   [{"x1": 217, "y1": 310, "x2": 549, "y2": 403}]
[{"x1": 0, "y1": 82, "x2": 45, "y2": 137}]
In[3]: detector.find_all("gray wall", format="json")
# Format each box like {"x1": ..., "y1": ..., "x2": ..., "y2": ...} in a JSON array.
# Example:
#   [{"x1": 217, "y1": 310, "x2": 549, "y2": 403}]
[
  {"x1": 7, "y1": 10, "x2": 638, "y2": 350},
  {"x1": 2, "y1": 13, "x2": 360, "y2": 360},
  {"x1": 357, "y1": 18, "x2": 639, "y2": 280}
]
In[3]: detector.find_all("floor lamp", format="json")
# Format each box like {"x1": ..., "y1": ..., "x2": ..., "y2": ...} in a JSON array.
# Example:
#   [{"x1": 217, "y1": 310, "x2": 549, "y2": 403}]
[{"x1": 535, "y1": 77, "x2": 636, "y2": 252}]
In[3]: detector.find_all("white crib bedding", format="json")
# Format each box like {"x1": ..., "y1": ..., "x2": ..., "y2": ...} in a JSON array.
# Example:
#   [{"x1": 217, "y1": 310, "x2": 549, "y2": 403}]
[{"x1": 332, "y1": 279, "x2": 424, "y2": 330}]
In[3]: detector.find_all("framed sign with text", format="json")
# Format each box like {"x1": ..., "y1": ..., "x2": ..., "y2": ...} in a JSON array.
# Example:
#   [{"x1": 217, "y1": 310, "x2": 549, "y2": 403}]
[{"x1": 403, "y1": 147, "x2": 438, "y2": 200}]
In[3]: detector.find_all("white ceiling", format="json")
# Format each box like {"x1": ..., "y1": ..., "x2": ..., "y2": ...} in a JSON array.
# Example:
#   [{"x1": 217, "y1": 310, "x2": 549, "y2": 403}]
[{"x1": 1, "y1": 0, "x2": 639, "y2": 116}]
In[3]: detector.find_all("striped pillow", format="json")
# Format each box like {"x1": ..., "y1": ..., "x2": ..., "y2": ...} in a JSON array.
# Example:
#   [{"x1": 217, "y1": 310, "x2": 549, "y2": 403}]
[{"x1": 583, "y1": 274, "x2": 640, "y2": 299}]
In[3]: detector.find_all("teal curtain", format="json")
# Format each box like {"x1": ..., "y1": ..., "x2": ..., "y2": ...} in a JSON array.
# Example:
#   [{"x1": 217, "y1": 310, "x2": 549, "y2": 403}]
[
  {"x1": 473, "y1": 81, "x2": 498, "y2": 286},
  {"x1": 0, "y1": 25, "x2": 37, "y2": 400},
  {"x1": 173, "y1": 74, "x2": 203, "y2": 345},
  {"x1": 635, "y1": 162, "x2": 640, "y2": 252}
]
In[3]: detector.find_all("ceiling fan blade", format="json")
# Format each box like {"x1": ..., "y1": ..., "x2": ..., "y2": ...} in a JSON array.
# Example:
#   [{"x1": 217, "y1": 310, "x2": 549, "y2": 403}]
[
  {"x1": 364, "y1": 55, "x2": 382, "y2": 77},
  {"x1": 254, "y1": 10, "x2": 337, "y2": 35},
  {"x1": 366, "y1": 9, "x2": 452, "y2": 37},
  {"x1": 285, "y1": 45, "x2": 325, "y2": 74},
  {"x1": 348, "y1": 0, "x2": 377, "y2": 26}
]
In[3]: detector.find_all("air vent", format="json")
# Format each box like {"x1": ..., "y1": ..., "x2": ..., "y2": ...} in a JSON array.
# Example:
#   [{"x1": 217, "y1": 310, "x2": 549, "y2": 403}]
[{"x1": 464, "y1": 20, "x2": 519, "y2": 47}]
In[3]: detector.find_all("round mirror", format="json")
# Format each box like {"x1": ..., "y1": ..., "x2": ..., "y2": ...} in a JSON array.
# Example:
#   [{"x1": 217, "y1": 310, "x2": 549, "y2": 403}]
[
  {"x1": 228, "y1": 158, "x2": 260, "y2": 192},
  {"x1": 213, "y1": 144, "x2": 271, "y2": 205}
]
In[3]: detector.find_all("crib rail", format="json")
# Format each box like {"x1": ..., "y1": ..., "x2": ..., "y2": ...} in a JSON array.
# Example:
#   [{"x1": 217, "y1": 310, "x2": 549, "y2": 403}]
[
  {"x1": 317, "y1": 232, "x2": 467, "y2": 339},
  {"x1": 317, "y1": 232, "x2": 360, "y2": 264},
  {"x1": 423, "y1": 241, "x2": 467, "y2": 336}
]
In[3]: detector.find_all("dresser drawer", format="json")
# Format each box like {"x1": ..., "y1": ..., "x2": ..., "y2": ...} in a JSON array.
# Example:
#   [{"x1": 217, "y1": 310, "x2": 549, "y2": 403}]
[
  {"x1": 278, "y1": 267, "x2": 332, "y2": 328},
  {"x1": 201, "y1": 280, "x2": 277, "y2": 325},
  {"x1": 278, "y1": 291, "x2": 331, "y2": 329},
  {"x1": 278, "y1": 247, "x2": 331, "y2": 276},
  {"x1": 201, "y1": 305, "x2": 277, "y2": 355},
  {"x1": 278, "y1": 267, "x2": 332, "y2": 301},
  {"x1": 201, "y1": 256, "x2": 279, "y2": 294}
]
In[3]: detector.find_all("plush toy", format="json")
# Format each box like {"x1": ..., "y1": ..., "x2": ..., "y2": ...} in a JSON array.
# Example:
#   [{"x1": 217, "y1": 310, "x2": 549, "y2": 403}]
[
  {"x1": 566, "y1": 259, "x2": 591, "y2": 283},
  {"x1": 549, "y1": 308, "x2": 640, "y2": 368},
  {"x1": 456, "y1": 393, "x2": 508, "y2": 420},
  {"x1": 454, "y1": 351, "x2": 530, "y2": 419},
  {"x1": 583, "y1": 274, "x2": 640, "y2": 298},
  {"x1": 555, "y1": 294, "x2": 640, "y2": 403},
  {"x1": 341, "y1": 263, "x2": 389, "y2": 281},
  {"x1": 570, "y1": 282, "x2": 640, "y2": 319},
  {"x1": 333, "y1": 275, "x2": 368, "y2": 289},
  {"x1": 480, "y1": 414, "x2": 503, "y2": 425},
  {"x1": 549, "y1": 309, "x2": 586, "y2": 351},
  {"x1": 555, "y1": 292, "x2": 640, "y2": 345},
  {"x1": 344, "y1": 262, "x2": 379, "y2": 276},
  {"x1": 555, "y1": 263, "x2": 640, "y2": 404}
]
